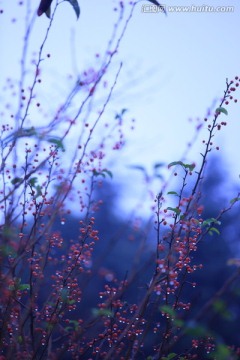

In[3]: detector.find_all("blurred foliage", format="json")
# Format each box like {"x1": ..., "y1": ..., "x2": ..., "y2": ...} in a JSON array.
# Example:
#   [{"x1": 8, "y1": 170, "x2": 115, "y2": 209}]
[{"x1": 53, "y1": 155, "x2": 240, "y2": 356}]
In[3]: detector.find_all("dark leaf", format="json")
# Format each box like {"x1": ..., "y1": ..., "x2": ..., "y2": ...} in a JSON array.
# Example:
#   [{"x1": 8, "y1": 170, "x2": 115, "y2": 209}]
[
  {"x1": 102, "y1": 169, "x2": 113, "y2": 178},
  {"x1": 129, "y1": 165, "x2": 146, "y2": 172},
  {"x1": 45, "y1": 6, "x2": 51, "y2": 18},
  {"x1": 154, "y1": 162, "x2": 164, "y2": 169},
  {"x1": 37, "y1": 0, "x2": 53, "y2": 17},
  {"x1": 11, "y1": 177, "x2": 22, "y2": 185},
  {"x1": 115, "y1": 108, "x2": 128, "y2": 119},
  {"x1": 147, "y1": 0, "x2": 166, "y2": 14},
  {"x1": 34, "y1": 185, "x2": 42, "y2": 199},
  {"x1": 64, "y1": 0, "x2": 80, "y2": 19},
  {"x1": 93, "y1": 170, "x2": 105, "y2": 178},
  {"x1": 28, "y1": 177, "x2": 38, "y2": 187}
]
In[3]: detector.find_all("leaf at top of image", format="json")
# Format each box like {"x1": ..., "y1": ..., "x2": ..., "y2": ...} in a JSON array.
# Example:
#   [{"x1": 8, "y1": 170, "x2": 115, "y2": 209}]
[
  {"x1": 65, "y1": 0, "x2": 80, "y2": 19},
  {"x1": 37, "y1": 0, "x2": 53, "y2": 17}
]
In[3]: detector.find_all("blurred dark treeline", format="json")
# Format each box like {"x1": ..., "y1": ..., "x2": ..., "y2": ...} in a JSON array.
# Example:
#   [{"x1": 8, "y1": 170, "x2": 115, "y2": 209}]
[{"x1": 52, "y1": 157, "x2": 240, "y2": 357}]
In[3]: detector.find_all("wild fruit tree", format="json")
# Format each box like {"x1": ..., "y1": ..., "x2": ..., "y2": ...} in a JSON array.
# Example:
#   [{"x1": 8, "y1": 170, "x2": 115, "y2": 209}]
[{"x1": 0, "y1": 1, "x2": 240, "y2": 359}]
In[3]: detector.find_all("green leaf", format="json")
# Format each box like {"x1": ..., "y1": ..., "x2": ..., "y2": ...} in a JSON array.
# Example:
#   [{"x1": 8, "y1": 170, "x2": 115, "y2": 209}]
[
  {"x1": 212, "y1": 299, "x2": 225, "y2": 313},
  {"x1": 161, "y1": 353, "x2": 177, "y2": 360},
  {"x1": 230, "y1": 197, "x2": 240, "y2": 204},
  {"x1": 209, "y1": 227, "x2": 220, "y2": 236},
  {"x1": 46, "y1": 323, "x2": 54, "y2": 331},
  {"x1": 167, "y1": 191, "x2": 178, "y2": 196},
  {"x1": 115, "y1": 108, "x2": 128, "y2": 119},
  {"x1": 65, "y1": 326, "x2": 73, "y2": 332},
  {"x1": 60, "y1": 288, "x2": 69, "y2": 302},
  {"x1": 154, "y1": 162, "x2": 164, "y2": 169},
  {"x1": 68, "y1": 299, "x2": 76, "y2": 305},
  {"x1": 93, "y1": 169, "x2": 112, "y2": 179},
  {"x1": 19, "y1": 284, "x2": 30, "y2": 291},
  {"x1": 210, "y1": 344, "x2": 232, "y2": 360},
  {"x1": 48, "y1": 138, "x2": 65, "y2": 151},
  {"x1": 184, "y1": 322, "x2": 208, "y2": 336},
  {"x1": 11, "y1": 177, "x2": 22, "y2": 185},
  {"x1": 28, "y1": 177, "x2": 38, "y2": 187},
  {"x1": 216, "y1": 107, "x2": 228, "y2": 115},
  {"x1": 173, "y1": 318, "x2": 184, "y2": 327},
  {"x1": 129, "y1": 165, "x2": 146, "y2": 172},
  {"x1": 202, "y1": 217, "x2": 221, "y2": 227},
  {"x1": 168, "y1": 161, "x2": 195, "y2": 171},
  {"x1": 20, "y1": 127, "x2": 37, "y2": 137},
  {"x1": 0, "y1": 244, "x2": 17, "y2": 257},
  {"x1": 9, "y1": 277, "x2": 21, "y2": 291},
  {"x1": 168, "y1": 161, "x2": 184, "y2": 169},
  {"x1": 102, "y1": 169, "x2": 113, "y2": 178},
  {"x1": 93, "y1": 169, "x2": 105, "y2": 178},
  {"x1": 64, "y1": 0, "x2": 80, "y2": 19},
  {"x1": 18, "y1": 336, "x2": 23, "y2": 344},
  {"x1": 212, "y1": 299, "x2": 231, "y2": 319},
  {"x1": 33, "y1": 185, "x2": 42, "y2": 199},
  {"x1": 185, "y1": 163, "x2": 195, "y2": 171},
  {"x1": 121, "y1": 108, "x2": 127, "y2": 115},
  {"x1": 167, "y1": 207, "x2": 181, "y2": 215},
  {"x1": 202, "y1": 218, "x2": 221, "y2": 236},
  {"x1": 92, "y1": 308, "x2": 114, "y2": 318},
  {"x1": 69, "y1": 320, "x2": 79, "y2": 330},
  {"x1": 160, "y1": 305, "x2": 176, "y2": 317}
]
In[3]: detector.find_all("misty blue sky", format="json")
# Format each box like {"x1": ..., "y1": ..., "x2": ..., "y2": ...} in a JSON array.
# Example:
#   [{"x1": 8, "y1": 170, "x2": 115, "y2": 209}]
[{"x1": 1, "y1": 0, "x2": 240, "y2": 214}]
